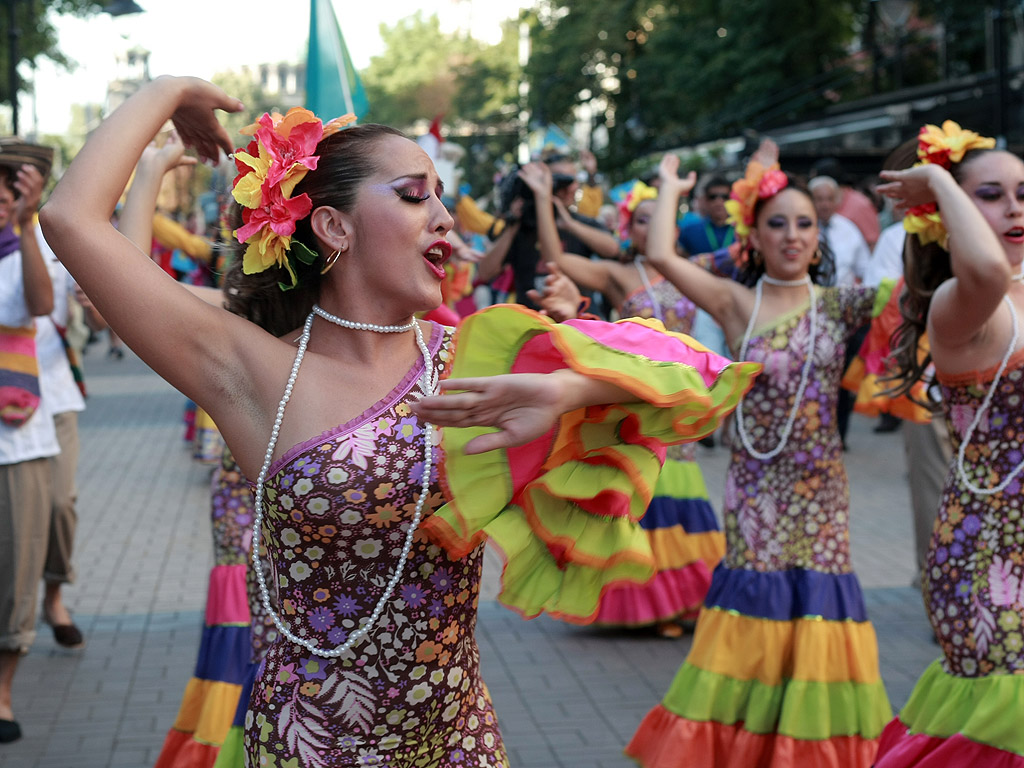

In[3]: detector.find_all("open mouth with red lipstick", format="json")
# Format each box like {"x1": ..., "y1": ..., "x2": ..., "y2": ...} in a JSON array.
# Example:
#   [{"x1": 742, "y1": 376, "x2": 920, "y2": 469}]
[
  {"x1": 423, "y1": 240, "x2": 452, "y2": 278},
  {"x1": 1005, "y1": 227, "x2": 1024, "y2": 244}
]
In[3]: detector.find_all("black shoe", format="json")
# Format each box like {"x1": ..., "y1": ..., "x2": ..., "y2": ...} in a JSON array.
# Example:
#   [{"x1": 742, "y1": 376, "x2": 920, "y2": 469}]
[
  {"x1": 874, "y1": 414, "x2": 902, "y2": 433},
  {"x1": 51, "y1": 623, "x2": 85, "y2": 649},
  {"x1": 698, "y1": 434, "x2": 715, "y2": 448},
  {"x1": 108, "y1": 347, "x2": 124, "y2": 360},
  {"x1": 0, "y1": 719, "x2": 21, "y2": 743}
]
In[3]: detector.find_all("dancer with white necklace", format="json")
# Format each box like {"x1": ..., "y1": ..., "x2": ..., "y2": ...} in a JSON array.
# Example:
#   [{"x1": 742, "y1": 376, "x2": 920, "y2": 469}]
[
  {"x1": 872, "y1": 126, "x2": 1024, "y2": 767},
  {"x1": 626, "y1": 151, "x2": 892, "y2": 767},
  {"x1": 515, "y1": 164, "x2": 727, "y2": 637},
  {"x1": 38, "y1": 77, "x2": 759, "y2": 768}
]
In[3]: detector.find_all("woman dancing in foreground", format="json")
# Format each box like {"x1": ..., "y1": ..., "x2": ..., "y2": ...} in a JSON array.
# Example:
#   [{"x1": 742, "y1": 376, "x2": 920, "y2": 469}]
[{"x1": 39, "y1": 76, "x2": 756, "y2": 767}]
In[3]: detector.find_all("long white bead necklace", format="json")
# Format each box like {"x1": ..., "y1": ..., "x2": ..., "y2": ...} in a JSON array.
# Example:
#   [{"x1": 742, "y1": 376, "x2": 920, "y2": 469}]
[
  {"x1": 633, "y1": 256, "x2": 665, "y2": 324},
  {"x1": 251, "y1": 308, "x2": 436, "y2": 658},
  {"x1": 735, "y1": 274, "x2": 818, "y2": 460},
  {"x1": 955, "y1": 295, "x2": 1024, "y2": 496}
]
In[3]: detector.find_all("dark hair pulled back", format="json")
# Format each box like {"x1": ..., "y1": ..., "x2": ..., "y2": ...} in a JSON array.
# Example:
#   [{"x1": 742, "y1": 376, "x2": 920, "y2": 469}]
[
  {"x1": 886, "y1": 145, "x2": 1001, "y2": 407},
  {"x1": 222, "y1": 123, "x2": 406, "y2": 337},
  {"x1": 736, "y1": 175, "x2": 835, "y2": 287}
]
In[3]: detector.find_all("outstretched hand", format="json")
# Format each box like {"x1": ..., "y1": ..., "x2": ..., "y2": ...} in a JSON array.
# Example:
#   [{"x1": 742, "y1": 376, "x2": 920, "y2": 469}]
[
  {"x1": 409, "y1": 373, "x2": 567, "y2": 455},
  {"x1": 658, "y1": 154, "x2": 697, "y2": 197},
  {"x1": 165, "y1": 77, "x2": 245, "y2": 163},
  {"x1": 877, "y1": 164, "x2": 945, "y2": 213},
  {"x1": 12, "y1": 164, "x2": 45, "y2": 228},
  {"x1": 750, "y1": 137, "x2": 780, "y2": 168},
  {"x1": 526, "y1": 262, "x2": 583, "y2": 322},
  {"x1": 139, "y1": 133, "x2": 197, "y2": 176},
  {"x1": 517, "y1": 162, "x2": 554, "y2": 199}
]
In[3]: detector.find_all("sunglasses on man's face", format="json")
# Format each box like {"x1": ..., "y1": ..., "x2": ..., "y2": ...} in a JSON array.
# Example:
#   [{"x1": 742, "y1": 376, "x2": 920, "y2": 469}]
[{"x1": 706, "y1": 192, "x2": 730, "y2": 201}]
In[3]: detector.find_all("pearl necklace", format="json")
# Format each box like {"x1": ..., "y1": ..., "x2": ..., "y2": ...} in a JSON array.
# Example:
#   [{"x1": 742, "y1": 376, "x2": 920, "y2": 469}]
[
  {"x1": 955, "y1": 295, "x2": 1024, "y2": 495},
  {"x1": 735, "y1": 275, "x2": 818, "y2": 460},
  {"x1": 761, "y1": 274, "x2": 809, "y2": 287},
  {"x1": 633, "y1": 256, "x2": 665, "y2": 324},
  {"x1": 251, "y1": 310, "x2": 436, "y2": 658},
  {"x1": 312, "y1": 303, "x2": 417, "y2": 333},
  {"x1": 1012, "y1": 268, "x2": 1024, "y2": 283}
]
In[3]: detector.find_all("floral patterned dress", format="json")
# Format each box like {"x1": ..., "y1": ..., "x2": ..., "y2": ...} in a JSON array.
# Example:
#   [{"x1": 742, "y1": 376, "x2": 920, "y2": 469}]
[
  {"x1": 875, "y1": 344, "x2": 1024, "y2": 766},
  {"x1": 627, "y1": 285, "x2": 893, "y2": 768},
  {"x1": 590, "y1": 276, "x2": 725, "y2": 626},
  {"x1": 155, "y1": 449, "x2": 279, "y2": 768},
  {"x1": 245, "y1": 325, "x2": 508, "y2": 768}
]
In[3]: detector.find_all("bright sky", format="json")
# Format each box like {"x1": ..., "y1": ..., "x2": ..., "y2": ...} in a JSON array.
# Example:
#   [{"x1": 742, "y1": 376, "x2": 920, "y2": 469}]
[{"x1": 26, "y1": 0, "x2": 525, "y2": 136}]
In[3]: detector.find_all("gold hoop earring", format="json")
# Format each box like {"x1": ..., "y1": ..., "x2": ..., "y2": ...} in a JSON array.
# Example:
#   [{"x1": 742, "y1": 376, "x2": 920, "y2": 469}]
[
  {"x1": 811, "y1": 247, "x2": 823, "y2": 266},
  {"x1": 321, "y1": 248, "x2": 342, "y2": 275},
  {"x1": 750, "y1": 249, "x2": 763, "y2": 267}
]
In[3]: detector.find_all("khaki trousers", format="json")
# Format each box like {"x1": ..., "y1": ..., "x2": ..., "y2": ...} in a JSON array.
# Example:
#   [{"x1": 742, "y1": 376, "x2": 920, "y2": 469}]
[
  {"x1": 903, "y1": 417, "x2": 953, "y2": 587},
  {"x1": 0, "y1": 456, "x2": 52, "y2": 653},
  {"x1": 44, "y1": 411, "x2": 79, "y2": 584}
]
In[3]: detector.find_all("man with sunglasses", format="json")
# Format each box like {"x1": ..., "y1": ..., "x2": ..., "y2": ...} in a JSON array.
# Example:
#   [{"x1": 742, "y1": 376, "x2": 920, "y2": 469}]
[{"x1": 677, "y1": 176, "x2": 734, "y2": 258}]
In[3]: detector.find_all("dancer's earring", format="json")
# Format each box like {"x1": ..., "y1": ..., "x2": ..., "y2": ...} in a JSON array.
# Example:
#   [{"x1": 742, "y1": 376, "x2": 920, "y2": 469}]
[{"x1": 321, "y1": 245, "x2": 345, "y2": 275}]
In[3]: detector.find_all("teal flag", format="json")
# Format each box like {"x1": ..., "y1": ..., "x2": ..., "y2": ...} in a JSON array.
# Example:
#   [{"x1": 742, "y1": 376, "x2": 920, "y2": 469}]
[{"x1": 307, "y1": 0, "x2": 369, "y2": 119}]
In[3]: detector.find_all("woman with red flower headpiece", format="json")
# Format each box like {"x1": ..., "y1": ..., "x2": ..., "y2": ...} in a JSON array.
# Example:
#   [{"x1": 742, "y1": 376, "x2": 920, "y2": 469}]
[
  {"x1": 625, "y1": 149, "x2": 893, "y2": 768},
  {"x1": 870, "y1": 125, "x2": 1024, "y2": 767},
  {"x1": 37, "y1": 77, "x2": 759, "y2": 767}
]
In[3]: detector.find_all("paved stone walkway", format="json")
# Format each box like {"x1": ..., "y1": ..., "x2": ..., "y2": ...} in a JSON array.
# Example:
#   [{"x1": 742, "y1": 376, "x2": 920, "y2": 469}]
[{"x1": 1, "y1": 342, "x2": 938, "y2": 768}]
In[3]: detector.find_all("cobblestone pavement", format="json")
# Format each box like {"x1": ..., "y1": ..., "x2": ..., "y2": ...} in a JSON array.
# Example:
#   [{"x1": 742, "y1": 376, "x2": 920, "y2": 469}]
[{"x1": 1, "y1": 344, "x2": 938, "y2": 768}]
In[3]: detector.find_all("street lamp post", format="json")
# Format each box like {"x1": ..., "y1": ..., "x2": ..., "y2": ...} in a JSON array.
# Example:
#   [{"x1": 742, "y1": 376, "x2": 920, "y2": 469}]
[
  {"x1": 7, "y1": 0, "x2": 22, "y2": 135},
  {"x1": 4, "y1": 1, "x2": 144, "y2": 136}
]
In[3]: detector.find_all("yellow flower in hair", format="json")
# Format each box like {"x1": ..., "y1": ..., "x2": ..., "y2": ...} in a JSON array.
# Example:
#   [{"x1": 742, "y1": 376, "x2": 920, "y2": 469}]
[
  {"x1": 903, "y1": 204, "x2": 948, "y2": 249},
  {"x1": 917, "y1": 120, "x2": 996, "y2": 168}
]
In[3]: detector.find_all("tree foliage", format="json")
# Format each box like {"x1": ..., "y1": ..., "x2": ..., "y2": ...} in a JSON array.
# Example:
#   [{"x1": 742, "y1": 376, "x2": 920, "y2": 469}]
[
  {"x1": 0, "y1": 0, "x2": 106, "y2": 109},
  {"x1": 525, "y1": 0, "x2": 861, "y2": 171}
]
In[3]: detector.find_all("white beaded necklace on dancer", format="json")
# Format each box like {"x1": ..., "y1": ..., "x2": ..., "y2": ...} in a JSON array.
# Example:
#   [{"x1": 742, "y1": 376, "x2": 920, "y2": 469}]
[
  {"x1": 734, "y1": 274, "x2": 818, "y2": 460},
  {"x1": 632, "y1": 256, "x2": 665, "y2": 324},
  {"x1": 251, "y1": 305, "x2": 436, "y2": 658},
  {"x1": 955, "y1": 294, "x2": 1024, "y2": 496}
]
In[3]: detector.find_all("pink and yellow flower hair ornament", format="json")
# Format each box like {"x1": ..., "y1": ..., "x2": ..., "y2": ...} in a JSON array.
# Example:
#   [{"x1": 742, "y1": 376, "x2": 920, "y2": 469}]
[
  {"x1": 724, "y1": 160, "x2": 788, "y2": 251},
  {"x1": 616, "y1": 180, "x2": 658, "y2": 240},
  {"x1": 903, "y1": 120, "x2": 995, "y2": 249},
  {"x1": 232, "y1": 107, "x2": 357, "y2": 290}
]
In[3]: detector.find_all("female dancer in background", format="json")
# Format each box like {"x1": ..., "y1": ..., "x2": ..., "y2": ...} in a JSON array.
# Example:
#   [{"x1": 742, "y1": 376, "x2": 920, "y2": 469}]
[
  {"x1": 872, "y1": 124, "x2": 1024, "y2": 766},
  {"x1": 626, "y1": 151, "x2": 891, "y2": 767},
  {"x1": 518, "y1": 162, "x2": 724, "y2": 637}
]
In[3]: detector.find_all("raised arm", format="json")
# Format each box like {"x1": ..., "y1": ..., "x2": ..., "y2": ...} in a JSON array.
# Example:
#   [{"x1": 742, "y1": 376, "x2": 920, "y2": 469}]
[
  {"x1": 13, "y1": 165, "x2": 54, "y2": 317},
  {"x1": 118, "y1": 134, "x2": 198, "y2": 264},
  {"x1": 518, "y1": 162, "x2": 623, "y2": 305},
  {"x1": 878, "y1": 163, "x2": 1011, "y2": 354},
  {"x1": 646, "y1": 154, "x2": 747, "y2": 335},
  {"x1": 39, "y1": 76, "x2": 289, "y2": 475},
  {"x1": 555, "y1": 207, "x2": 620, "y2": 258}
]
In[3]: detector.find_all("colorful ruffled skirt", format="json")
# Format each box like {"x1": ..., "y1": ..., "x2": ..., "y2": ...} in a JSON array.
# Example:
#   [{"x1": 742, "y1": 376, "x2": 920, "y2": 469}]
[
  {"x1": 626, "y1": 565, "x2": 892, "y2": 767},
  {"x1": 423, "y1": 306, "x2": 760, "y2": 624},
  {"x1": 592, "y1": 453, "x2": 724, "y2": 626},
  {"x1": 153, "y1": 564, "x2": 252, "y2": 768},
  {"x1": 874, "y1": 659, "x2": 1024, "y2": 767}
]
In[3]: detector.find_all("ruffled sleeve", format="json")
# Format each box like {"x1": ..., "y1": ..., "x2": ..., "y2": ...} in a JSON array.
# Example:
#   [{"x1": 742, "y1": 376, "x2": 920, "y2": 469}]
[
  {"x1": 841, "y1": 277, "x2": 932, "y2": 423},
  {"x1": 421, "y1": 304, "x2": 760, "y2": 624}
]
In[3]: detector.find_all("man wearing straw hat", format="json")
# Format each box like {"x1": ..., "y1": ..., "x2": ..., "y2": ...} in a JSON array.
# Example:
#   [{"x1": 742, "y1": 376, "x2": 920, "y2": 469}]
[{"x1": 0, "y1": 138, "x2": 74, "y2": 744}]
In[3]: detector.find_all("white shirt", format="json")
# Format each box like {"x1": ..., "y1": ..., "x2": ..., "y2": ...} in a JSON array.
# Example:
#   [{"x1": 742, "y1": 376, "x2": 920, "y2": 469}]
[
  {"x1": 36, "y1": 227, "x2": 85, "y2": 416},
  {"x1": 0, "y1": 247, "x2": 60, "y2": 465},
  {"x1": 821, "y1": 213, "x2": 871, "y2": 287},
  {"x1": 865, "y1": 221, "x2": 906, "y2": 288}
]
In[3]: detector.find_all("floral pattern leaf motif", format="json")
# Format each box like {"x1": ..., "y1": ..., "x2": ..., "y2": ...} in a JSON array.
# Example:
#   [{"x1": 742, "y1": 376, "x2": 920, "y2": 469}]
[
  {"x1": 331, "y1": 423, "x2": 378, "y2": 470},
  {"x1": 278, "y1": 687, "x2": 332, "y2": 768},
  {"x1": 988, "y1": 555, "x2": 1023, "y2": 608},
  {"x1": 738, "y1": 503, "x2": 760, "y2": 552},
  {"x1": 949, "y1": 404, "x2": 976, "y2": 439},
  {"x1": 972, "y1": 591, "x2": 996, "y2": 657},
  {"x1": 758, "y1": 494, "x2": 778, "y2": 530},
  {"x1": 319, "y1": 670, "x2": 377, "y2": 734}
]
